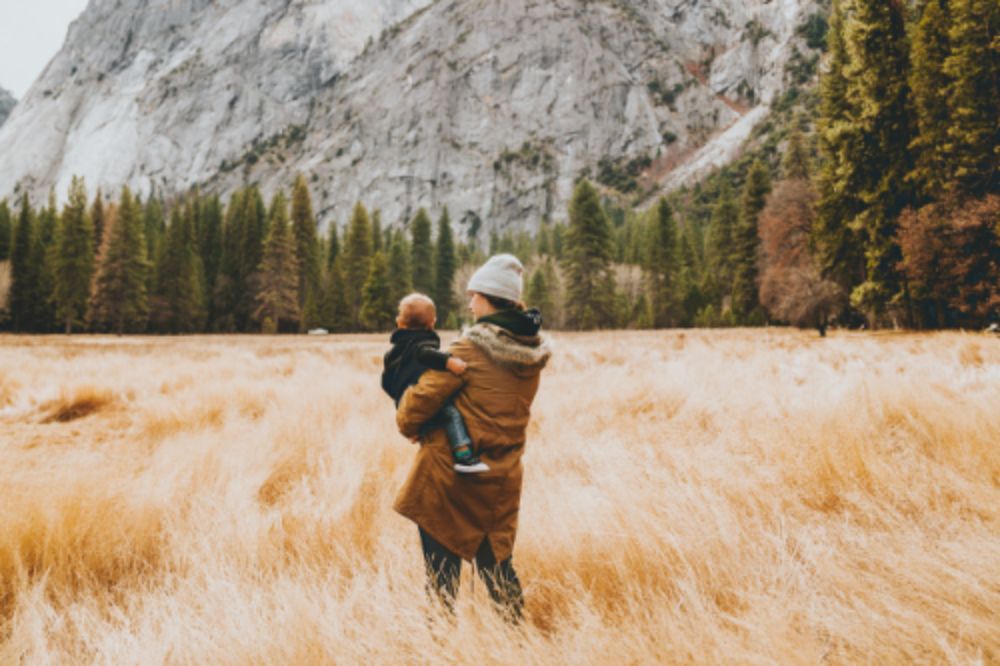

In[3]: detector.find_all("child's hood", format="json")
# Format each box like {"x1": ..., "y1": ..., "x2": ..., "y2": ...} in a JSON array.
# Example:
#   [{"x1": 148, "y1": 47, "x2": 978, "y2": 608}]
[{"x1": 389, "y1": 328, "x2": 441, "y2": 347}]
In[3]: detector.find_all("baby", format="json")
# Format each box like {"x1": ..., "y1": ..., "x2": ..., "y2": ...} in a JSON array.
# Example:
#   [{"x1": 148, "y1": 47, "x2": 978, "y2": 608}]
[{"x1": 381, "y1": 293, "x2": 488, "y2": 473}]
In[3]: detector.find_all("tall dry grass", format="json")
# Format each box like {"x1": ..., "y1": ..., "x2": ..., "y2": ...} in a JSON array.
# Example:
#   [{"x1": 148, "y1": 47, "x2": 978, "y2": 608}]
[{"x1": 0, "y1": 330, "x2": 998, "y2": 664}]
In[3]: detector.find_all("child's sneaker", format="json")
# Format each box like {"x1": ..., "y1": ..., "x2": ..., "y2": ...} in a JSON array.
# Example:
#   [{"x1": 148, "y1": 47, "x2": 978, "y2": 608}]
[{"x1": 454, "y1": 451, "x2": 489, "y2": 474}]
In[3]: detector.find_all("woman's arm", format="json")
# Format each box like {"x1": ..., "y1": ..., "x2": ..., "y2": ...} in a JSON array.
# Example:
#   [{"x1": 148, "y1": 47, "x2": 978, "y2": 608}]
[{"x1": 396, "y1": 368, "x2": 466, "y2": 439}]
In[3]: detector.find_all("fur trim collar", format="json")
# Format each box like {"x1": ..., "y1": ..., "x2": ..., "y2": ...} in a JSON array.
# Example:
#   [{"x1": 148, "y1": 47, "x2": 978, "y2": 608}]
[{"x1": 463, "y1": 323, "x2": 552, "y2": 373}]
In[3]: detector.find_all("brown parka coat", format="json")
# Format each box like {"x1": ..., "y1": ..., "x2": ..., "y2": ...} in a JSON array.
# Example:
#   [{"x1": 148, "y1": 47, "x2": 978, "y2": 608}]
[{"x1": 394, "y1": 322, "x2": 551, "y2": 562}]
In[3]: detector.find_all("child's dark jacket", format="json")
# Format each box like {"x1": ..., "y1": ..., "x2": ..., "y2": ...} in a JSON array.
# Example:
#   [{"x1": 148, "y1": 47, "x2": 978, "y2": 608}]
[{"x1": 381, "y1": 329, "x2": 451, "y2": 404}]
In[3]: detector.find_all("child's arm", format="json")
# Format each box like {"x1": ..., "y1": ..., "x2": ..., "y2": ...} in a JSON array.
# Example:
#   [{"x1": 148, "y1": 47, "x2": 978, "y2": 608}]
[
  {"x1": 415, "y1": 346, "x2": 452, "y2": 372},
  {"x1": 417, "y1": 346, "x2": 467, "y2": 375}
]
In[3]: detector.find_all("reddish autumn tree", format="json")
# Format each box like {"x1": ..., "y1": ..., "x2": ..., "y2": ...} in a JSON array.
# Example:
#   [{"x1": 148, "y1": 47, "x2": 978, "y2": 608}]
[
  {"x1": 897, "y1": 202, "x2": 951, "y2": 328},
  {"x1": 948, "y1": 196, "x2": 1000, "y2": 326},
  {"x1": 759, "y1": 179, "x2": 845, "y2": 336},
  {"x1": 898, "y1": 195, "x2": 1000, "y2": 328}
]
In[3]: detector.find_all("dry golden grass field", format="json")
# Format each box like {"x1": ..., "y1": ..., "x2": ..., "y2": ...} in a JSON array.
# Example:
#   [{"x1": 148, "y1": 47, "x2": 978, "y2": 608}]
[{"x1": 1, "y1": 330, "x2": 999, "y2": 664}]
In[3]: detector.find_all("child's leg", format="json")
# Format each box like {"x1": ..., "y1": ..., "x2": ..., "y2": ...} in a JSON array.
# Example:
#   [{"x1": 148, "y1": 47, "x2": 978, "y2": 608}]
[
  {"x1": 439, "y1": 402, "x2": 473, "y2": 457},
  {"x1": 439, "y1": 403, "x2": 488, "y2": 472}
]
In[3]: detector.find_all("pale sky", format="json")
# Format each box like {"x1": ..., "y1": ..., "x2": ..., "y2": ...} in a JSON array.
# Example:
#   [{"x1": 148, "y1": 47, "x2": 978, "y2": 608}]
[{"x1": 0, "y1": 0, "x2": 90, "y2": 99}]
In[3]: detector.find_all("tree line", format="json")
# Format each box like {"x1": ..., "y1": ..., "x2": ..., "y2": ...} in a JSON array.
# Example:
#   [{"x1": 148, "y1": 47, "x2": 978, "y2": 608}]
[
  {"x1": 808, "y1": 0, "x2": 999, "y2": 329},
  {"x1": 0, "y1": 163, "x2": 814, "y2": 334},
  {"x1": 0, "y1": 175, "x2": 473, "y2": 334},
  {"x1": 559, "y1": 0, "x2": 998, "y2": 333}
]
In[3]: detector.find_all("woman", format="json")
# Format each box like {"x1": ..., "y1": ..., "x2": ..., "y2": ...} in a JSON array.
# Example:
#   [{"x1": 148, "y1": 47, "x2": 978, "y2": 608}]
[{"x1": 394, "y1": 254, "x2": 551, "y2": 621}]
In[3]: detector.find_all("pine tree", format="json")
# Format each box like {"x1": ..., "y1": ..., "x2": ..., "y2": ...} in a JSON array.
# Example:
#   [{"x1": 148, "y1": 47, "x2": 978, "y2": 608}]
[
  {"x1": 632, "y1": 292, "x2": 653, "y2": 329},
  {"x1": 292, "y1": 186, "x2": 326, "y2": 328},
  {"x1": 52, "y1": 176, "x2": 94, "y2": 333},
  {"x1": 814, "y1": 0, "x2": 866, "y2": 292},
  {"x1": 782, "y1": 122, "x2": 811, "y2": 180},
  {"x1": 344, "y1": 202, "x2": 373, "y2": 329},
  {"x1": 361, "y1": 251, "x2": 395, "y2": 331},
  {"x1": 370, "y1": 210, "x2": 383, "y2": 254},
  {"x1": 200, "y1": 193, "x2": 224, "y2": 309},
  {"x1": 255, "y1": 198, "x2": 301, "y2": 333},
  {"x1": 497, "y1": 232, "x2": 516, "y2": 255},
  {"x1": 618, "y1": 214, "x2": 644, "y2": 264},
  {"x1": 243, "y1": 185, "x2": 269, "y2": 264},
  {"x1": 240, "y1": 186, "x2": 268, "y2": 330},
  {"x1": 563, "y1": 179, "x2": 615, "y2": 329},
  {"x1": 186, "y1": 189, "x2": 203, "y2": 250},
  {"x1": 301, "y1": 286, "x2": 323, "y2": 330},
  {"x1": 943, "y1": 0, "x2": 999, "y2": 197},
  {"x1": 267, "y1": 190, "x2": 287, "y2": 235},
  {"x1": 35, "y1": 190, "x2": 60, "y2": 331},
  {"x1": 525, "y1": 265, "x2": 555, "y2": 322},
  {"x1": 90, "y1": 189, "x2": 105, "y2": 256},
  {"x1": 537, "y1": 224, "x2": 551, "y2": 256},
  {"x1": 844, "y1": 0, "x2": 914, "y2": 324},
  {"x1": 677, "y1": 225, "x2": 705, "y2": 327},
  {"x1": 153, "y1": 206, "x2": 206, "y2": 333},
  {"x1": 87, "y1": 187, "x2": 150, "y2": 334},
  {"x1": 434, "y1": 207, "x2": 457, "y2": 322},
  {"x1": 706, "y1": 180, "x2": 738, "y2": 308},
  {"x1": 645, "y1": 198, "x2": 678, "y2": 327},
  {"x1": 319, "y1": 256, "x2": 349, "y2": 332},
  {"x1": 142, "y1": 194, "x2": 165, "y2": 261},
  {"x1": 212, "y1": 188, "x2": 244, "y2": 332},
  {"x1": 731, "y1": 160, "x2": 771, "y2": 322},
  {"x1": 0, "y1": 199, "x2": 11, "y2": 262},
  {"x1": 291, "y1": 174, "x2": 321, "y2": 314},
  {"x1": 326, "y1": 223, "x2": 340, "y2": 270},
  {"x1": 514, "y1": 230, "x2": 534, "y2": 262},
  {"x1": 908, "y1": 0, "x2": 953, "y2": 201},
  {"x1": 455, "y1": 239, "x2": 474, "y2": 267},
  {"x1": 628, "y1": 217, "x2": 646, "y2": 266},
  {"x1": 387, "y1": 228, "x2": 413, "y2": 308},
  {"x1": 542, "y1": 258, "x2": 563, "y2": 328},
  {"x1": 551, "y1": 223, "x2": 565, "y2": 260},
  {"x1": 9, "y1": 195, "x2": 39, "y2": 332},
  {"x1": 410, "y1": 208, "x2": 434, "y2": 295}
]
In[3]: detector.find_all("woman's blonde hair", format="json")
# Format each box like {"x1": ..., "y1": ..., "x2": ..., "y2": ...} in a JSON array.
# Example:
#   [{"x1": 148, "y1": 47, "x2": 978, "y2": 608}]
[{"x1": 479, "y1": 292, "x2": 526, "y2": 312}]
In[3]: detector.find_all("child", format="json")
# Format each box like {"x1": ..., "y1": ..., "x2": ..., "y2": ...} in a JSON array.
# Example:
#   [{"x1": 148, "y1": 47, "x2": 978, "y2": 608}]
[{"x1": 381, "y1": 293, "x2": 489, "y2": 474}]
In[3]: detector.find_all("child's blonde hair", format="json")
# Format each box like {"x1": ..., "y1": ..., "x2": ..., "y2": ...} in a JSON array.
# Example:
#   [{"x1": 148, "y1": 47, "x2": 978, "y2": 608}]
[{"x1": 397, "y1": 293, "x2": 436, "y2": 329}]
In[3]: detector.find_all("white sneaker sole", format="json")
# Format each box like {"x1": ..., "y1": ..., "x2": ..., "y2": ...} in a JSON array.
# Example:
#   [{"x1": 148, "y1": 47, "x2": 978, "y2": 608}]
[{"x1": 454, "y1": 461, "x2": 490, "y2": 473}]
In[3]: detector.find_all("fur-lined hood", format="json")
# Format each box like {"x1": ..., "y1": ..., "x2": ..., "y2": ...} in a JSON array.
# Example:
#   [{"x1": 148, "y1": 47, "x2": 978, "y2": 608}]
[{"x1": 463, "y1": 322, "x2": 552, "y2": 374}]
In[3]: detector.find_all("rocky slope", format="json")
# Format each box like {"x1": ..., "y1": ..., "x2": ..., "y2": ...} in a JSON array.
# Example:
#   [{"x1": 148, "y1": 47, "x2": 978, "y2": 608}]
[
  {"x1": 0, "y1": 87, "x2": 15, "y2": 128},
  {"x1": 0, "y1": 0, "x2": 822, "y2": 235},
  {"x1": 0, "y1": 0, "x2": 430, "y2": 205}
]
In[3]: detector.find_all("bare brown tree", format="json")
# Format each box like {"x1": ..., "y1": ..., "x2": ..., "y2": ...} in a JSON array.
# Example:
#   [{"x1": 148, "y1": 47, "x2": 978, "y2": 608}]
[
  {"x1": 898, "y1": 195, "x2": 1000, "y2": 328},
  {"x1": 759, "y1": 179, "x2": 845, "y2": 336}
]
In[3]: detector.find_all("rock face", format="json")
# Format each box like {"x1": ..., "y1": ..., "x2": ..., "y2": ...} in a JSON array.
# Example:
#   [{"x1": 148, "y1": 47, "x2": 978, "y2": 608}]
[
  {"x1": 0, "y1": 87, "x2": 15, "y2": 128},
  {"x1": 0, "y1": 0, "x2": 822, "y2": 235},
  {"x1": 0, "y1": 0, "x2": 430, "y2": 205}
]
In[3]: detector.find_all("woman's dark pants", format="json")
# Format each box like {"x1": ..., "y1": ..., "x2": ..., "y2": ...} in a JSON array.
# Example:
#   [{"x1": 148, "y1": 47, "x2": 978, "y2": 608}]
[{"x1": 419, "y1": 528, "x2": 524, "y2": 623}]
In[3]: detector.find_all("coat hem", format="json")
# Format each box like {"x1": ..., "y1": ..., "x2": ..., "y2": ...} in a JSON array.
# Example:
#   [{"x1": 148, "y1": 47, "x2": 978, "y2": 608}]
[{"x1": 394, "y1": 503, "x2": 483, "y2": 562}]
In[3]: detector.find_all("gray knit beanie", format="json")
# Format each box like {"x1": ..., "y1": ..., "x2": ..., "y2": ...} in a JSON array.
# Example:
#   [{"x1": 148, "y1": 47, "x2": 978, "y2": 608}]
[{"x1": 466, "y1": 253, "x2": 524, "y2": 302}]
